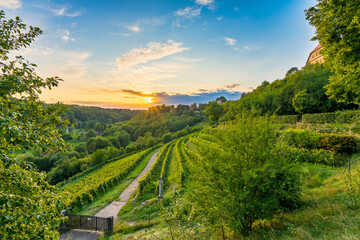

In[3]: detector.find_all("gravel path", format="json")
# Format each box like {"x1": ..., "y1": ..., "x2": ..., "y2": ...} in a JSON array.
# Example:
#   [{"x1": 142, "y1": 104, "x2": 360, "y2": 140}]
[{"x1": 59, "y1": 150, "x2": 159, "y2": 240}]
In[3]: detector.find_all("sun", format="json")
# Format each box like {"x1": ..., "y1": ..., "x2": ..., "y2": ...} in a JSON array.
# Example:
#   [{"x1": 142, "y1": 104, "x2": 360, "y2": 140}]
[{"x1": 145, "y1": 97, "x2": 154, "y2": 103}]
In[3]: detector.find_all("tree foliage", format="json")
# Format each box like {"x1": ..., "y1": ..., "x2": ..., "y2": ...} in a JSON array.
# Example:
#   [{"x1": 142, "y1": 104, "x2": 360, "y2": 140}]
[
  {"x1": 225, "y1": 64, "x2": 351, "y2": 119},
  {"x1": 187, "y1": 113, "x2": 302, "y2": 235},
  {"x1": 306, "y1": 0, "x2": 360, "y2": 106},
  {"x1": 0, "y1": 10, "x2": 66, "y2": 239}
]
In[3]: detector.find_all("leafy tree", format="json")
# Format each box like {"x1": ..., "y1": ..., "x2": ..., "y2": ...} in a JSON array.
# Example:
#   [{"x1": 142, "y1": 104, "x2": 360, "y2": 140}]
[
  {"x1": 74, "y1": 144, "x2": 88, "y2": 157},
  {"x1": 85, "y1": 128, "x2": 97, "y2": 138},
  {"x1": 92, "y1": 149, "x2": 107, "y2": 165},
  {"x1": 306, "y1": 0, "x2": 360, "y2": 106},
  {"x1": 94, "y1": 122, "x2": 104, "y2": 131},
  {"x1": 188, "y1": 113, "x2": 302, "y2": 236},
  {"x1": 292, "y1": 90, "x2": 316, "y2": 114},
  {"x1": 117, "y1": 130, "x2": 131, "y2": 147},
  {"x1": 0, "y1": 10, "x2": 66, "y2": 239},
  {"x1": 205, "y1": 101, "x2": 224, "y2": 122},
  {"x1": 286, "y1": 67, "x2": 298, "y2": 76}
]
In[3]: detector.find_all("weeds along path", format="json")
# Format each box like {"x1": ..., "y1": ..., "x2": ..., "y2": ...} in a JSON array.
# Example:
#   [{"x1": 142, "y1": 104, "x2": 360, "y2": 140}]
[{"x1": 94, "y1": 150, "x2": 160, "y2": 221}]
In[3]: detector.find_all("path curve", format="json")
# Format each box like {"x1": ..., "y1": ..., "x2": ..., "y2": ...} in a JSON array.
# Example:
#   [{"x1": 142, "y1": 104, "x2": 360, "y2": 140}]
[
  {"x1": 94, "y1": 150, "x2": 159, "y2": 220},
  {"x1": 59, "y1": 150, "x2": 160, "y2": 240}
]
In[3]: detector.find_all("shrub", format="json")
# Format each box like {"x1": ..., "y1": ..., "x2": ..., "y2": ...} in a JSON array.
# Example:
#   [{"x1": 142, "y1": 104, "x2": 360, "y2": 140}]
[
  {"x1": 335, "y1": 110, "x2": 360, "y2": 124},
  {"x1": 303, "y1": 112, "x2": 336, "y2": 124},
  {"x1": 320, "y1": 134, "x2": 358, "y2": 153},
  {"x1": 275, "y1": 115, "x2": 301, "y2": 124},
  {"x1": 280, "y1": 129, "x2": 321, "y2": 149},
  {"x1": 281, "y1": 129, "x2": 359, "y2": 154}
]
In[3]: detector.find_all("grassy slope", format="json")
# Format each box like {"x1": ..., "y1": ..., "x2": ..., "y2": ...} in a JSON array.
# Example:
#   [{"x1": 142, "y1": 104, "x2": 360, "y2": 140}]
[
  {"x1": 104, "y1": 123, "x2": 360, "y2": 240},
  {"x1": 77, "y1": 148, "x2": 160, "y2": 215}
]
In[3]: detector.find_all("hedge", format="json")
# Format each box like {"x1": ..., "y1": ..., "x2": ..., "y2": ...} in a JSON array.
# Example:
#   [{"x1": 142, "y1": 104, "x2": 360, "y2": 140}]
[
  {"x1": 281, "y1": 129, "x2": 359, "y2": 154},
  {"x1": 302, "y1": 112, "x2": 336, "y2": 124},
  {"x1": 275, "y1": 115, "x2": 301, "y2": 124}
]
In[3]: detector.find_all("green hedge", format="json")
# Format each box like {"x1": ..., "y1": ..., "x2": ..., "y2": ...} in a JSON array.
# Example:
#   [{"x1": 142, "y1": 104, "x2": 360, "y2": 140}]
[
  {"x1": 281, "y1": 129, "x2": 358, "y2": 154},
  {"x1": 275, "y1": 115, "x2": 301, "y2": 124},
  {"x1": 282, "y1": 146, "x2": 346, "y2": 166},
  {"x1": 335, "y1": 110, "x2": 360, "y2": 124},
  {"x1": 302, "y1": 113, "x2": 336, "y2": 124}
]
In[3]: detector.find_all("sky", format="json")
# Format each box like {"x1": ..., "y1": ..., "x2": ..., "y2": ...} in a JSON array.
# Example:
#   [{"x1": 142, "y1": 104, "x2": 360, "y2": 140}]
[{"x1": 1, "y1": 0, "x2": 318, "y2": 109}]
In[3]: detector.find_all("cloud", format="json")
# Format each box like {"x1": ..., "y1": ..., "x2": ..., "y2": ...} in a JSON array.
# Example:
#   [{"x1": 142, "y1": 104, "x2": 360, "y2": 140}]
[
  {"x1": 116, "y1": 40, "x2": 188, "y2": 69},
  {"x1": 224, "y1": 37, "x2": 237, "y2": 46},
  {"x1": 175, "y1": 6, "x2": 202, "y2": 18},
  {"x1": 0, "y1": 0, "x2": 21, "y2": 9},
  {"x1": 195, "y1": 0, "x2": 214, "y2": 6},
  {"x1": 234, "y1": 7, "x2": 240, "y2": 12},
  {"x1": 58, "y1": 29, "x2": 75, "y2": 42},
  {"x1": 126, "y1": 23, "x2": 142, "y2": 33},
  {"x1": 51, "y1": 6, "x2": 82, "y2": 17},
  {"x1": 216, "y1": 16, "x2": 223, "y2": 21},
  {"x1": 243, "y1": 45, "x2": 261, "y2": 51}
]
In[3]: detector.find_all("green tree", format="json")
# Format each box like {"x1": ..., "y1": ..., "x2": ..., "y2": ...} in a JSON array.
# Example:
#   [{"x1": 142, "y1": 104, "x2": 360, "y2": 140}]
[
  {"x1": 292, "y1": 90, "x2": 316, "y2": 114},
  {"x1": 306, "y1": 0, "x2": 360, "y2": 106},
  {"x1": 188, "y1": 113, "x2": 301, "y2": 236},
  {"x1": 0, "y1": 11, "x2": 66, "y2": 239},
  {"x1": 205, "y1": 101, "x2": 224, "y2": 122},
  {"x1": 85, "y1": 128, "x2": 97, "y2": 138},
  {"x1": 286, "y1": 67, "x2": 298, "y2": 76},
  {"x1": 92, "y1": 149, "x2": 107, "y2": 165}
]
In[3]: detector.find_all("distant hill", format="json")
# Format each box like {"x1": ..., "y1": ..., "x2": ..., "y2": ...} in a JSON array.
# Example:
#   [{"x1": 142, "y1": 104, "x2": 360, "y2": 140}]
[{"x1": 61, "y1": 104, "x2": 143, "y2": 124}]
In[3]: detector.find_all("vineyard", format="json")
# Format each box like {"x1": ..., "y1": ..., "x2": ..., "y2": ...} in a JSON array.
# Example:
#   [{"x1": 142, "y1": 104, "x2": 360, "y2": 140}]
[
  {"x1": 105, "y1": 114, "x2": 360, "y2": 240},
  {"x1": 59, "y1": 147, "x2": 156, "y2": 211}
]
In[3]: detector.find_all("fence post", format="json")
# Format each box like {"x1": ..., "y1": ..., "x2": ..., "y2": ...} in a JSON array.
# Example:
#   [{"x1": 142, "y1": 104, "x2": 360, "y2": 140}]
[
  {"x1": 59, "y1": 210, "x2": 68, "y2": 230},
  {"x1": 107, "y1": 216, "x2": 114, "y2": 233}
]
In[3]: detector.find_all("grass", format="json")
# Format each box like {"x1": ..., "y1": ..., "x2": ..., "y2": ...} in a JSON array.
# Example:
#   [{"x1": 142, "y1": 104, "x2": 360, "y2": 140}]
[{"x1": 77, "y1": 148, "x2": 159, "y2": 215}]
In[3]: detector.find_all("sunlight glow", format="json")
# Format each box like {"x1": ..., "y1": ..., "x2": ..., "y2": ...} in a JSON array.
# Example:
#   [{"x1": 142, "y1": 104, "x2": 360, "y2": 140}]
[{"x1": 145, "y1": 97, "x2": 154, "y2": 103}]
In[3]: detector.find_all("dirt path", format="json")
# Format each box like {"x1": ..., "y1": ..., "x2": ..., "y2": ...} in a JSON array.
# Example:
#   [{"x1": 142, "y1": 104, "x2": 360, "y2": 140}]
[
  {"x1": 94, "y1": 150, "x2": 159, "y2": 220},
  {"x1": 59, "y1": 150, "x2": 159, "y2": 240}
]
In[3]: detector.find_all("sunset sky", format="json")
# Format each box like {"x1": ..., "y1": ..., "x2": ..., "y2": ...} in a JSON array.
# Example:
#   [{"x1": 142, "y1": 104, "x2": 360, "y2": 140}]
[{"x1": 2, "y1": 0, "x2": 318, "y2": 109}]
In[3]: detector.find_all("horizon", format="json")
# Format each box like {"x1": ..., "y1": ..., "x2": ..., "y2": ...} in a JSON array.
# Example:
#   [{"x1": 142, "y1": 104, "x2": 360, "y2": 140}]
[{"x1": 2, "y1": 0, "x2": 317, "y2": 109}]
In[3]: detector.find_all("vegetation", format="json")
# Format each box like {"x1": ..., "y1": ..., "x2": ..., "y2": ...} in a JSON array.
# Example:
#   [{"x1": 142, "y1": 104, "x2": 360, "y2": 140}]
[
  {"x1": 306, "y1": 0, "x2": 360, "y2": 106},
  {"x1": 0, "y1": 10, "x2": 66, "y2": 239},
  {"x1": 59, "y1": 148, "x2": 155, "y2": 211}
]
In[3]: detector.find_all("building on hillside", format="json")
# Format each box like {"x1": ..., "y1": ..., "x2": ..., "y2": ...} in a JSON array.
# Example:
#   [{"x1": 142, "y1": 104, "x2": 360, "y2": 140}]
[{"x1": 306, "y1": 44, "x2": 324, "y2": 65}]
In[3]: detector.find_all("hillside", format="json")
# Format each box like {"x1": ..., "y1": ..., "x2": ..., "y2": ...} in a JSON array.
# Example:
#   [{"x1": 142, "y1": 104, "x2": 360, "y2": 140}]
[
  {"x1": 224, "y1": 64, "x2": 356, "y2": 120},
  {"x1": 103, "y1": 110, "x2": 360, "y2": 239}
]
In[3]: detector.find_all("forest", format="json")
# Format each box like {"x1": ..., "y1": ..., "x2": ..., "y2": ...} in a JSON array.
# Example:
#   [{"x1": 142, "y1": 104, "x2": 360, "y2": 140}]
[{"x1": 1, "y1": 0, "x2": 360, "y2": 239}]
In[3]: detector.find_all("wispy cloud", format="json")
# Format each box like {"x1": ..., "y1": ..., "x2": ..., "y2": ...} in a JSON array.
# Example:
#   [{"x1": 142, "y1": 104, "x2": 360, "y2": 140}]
[
  {"x1": 126, "y1": 23, "x2": 142, "y2": 33},
  {"x1": 224, "y1": 37, "x2": 237, "y2": 46},
  {"x1": 243, "y1": 45, "x2": 261, "y2": 51},
  {"x1": 0, "y1": 0, "x2": 21, "y2": 9},
  {"x1": 195, "y1": 0, "x2": 214, "y2": 6},
  {"x1": 175, "y1": 6, "x2": 202, "y2": 18},
  {"x1": 50, "y1": 6, "x2": 82, "y2": 17},
  {"x1": 216, "y1": 16, "x2": 223, "y2": 21},
  {"x1": 116, "y1": 40, "x2": 188, "y2": 69},
  {"x1": 58, "y1": 29, "x2": 75, "y2": 42}
]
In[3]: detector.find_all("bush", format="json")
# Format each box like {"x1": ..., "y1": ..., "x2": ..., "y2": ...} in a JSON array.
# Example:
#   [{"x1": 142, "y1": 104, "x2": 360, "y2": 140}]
[
  {"x1": 335, "y1": 110, "x2": 360, "y2": 124},
  {"x1": 303, "y1": 112, "x2": 336, "y2": 123},
  {"x1": 281, "y1": 129, "x2": 359, "y2": 154},
  {"x1": 275, "y1": 115, "x2": 301, "y2": 124},
  {"x1": 281, "y1": 129, "x2": 321, "y2": 149},
  {"x1": 320, "y1": 134, "x2": 358, "y2": 153}
]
